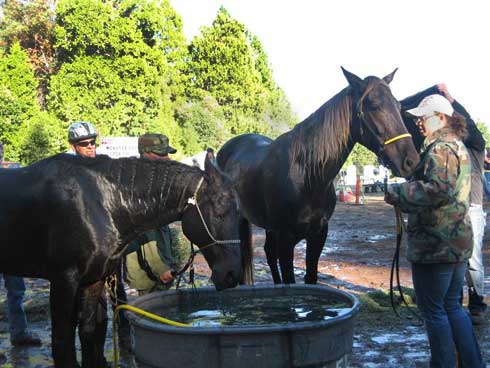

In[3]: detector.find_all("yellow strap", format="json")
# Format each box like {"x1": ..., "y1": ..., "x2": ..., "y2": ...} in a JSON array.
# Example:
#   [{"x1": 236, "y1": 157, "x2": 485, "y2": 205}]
[
  {"x1": 113, "y1": 304, "x2": 190, "y2": 367},
  {"x1": 384, "y1": 133, "x2": 412, "y2": 146}
]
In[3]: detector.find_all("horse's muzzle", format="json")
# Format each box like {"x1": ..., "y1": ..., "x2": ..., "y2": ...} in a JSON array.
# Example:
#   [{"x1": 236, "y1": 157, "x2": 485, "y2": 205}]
[{"x1": 211, "y1": 269, "x2": 242, "y2": 291}]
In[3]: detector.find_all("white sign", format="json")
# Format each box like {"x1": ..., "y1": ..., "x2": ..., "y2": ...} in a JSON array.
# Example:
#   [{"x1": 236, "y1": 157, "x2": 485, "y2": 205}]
[
  {"x1": 181, "y1": 151, "x2": 207, "y2": 170},
  {"x1": 97, "y1": 137, "x2": 139, "y2": 158}
]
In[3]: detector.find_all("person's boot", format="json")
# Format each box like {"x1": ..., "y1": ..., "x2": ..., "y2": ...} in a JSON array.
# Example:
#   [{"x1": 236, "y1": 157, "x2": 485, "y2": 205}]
[
  {"x1": 11, "y1": 331, "x2": 42, "y2": 346},
  {"x1": 468, "y1": 287, "x2": 487, "y2": 325}
]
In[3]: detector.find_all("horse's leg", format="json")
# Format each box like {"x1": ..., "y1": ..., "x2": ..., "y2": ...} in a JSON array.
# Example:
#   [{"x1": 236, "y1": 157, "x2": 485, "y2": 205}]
[
  {"x1": 264, "y1": 230, "x2": 281, "y2": 284},
  {"x1": 50, "y1": 269, "x2": 80, "y2": 368},
  {"x1": 277, "y1": 232, "x2": 297, "y2": 284},
  {"x1": 78, "y1": 281, "x2": 108, "y2": 368},
  {"x1": 304, "y1": 226, "x2": 329, "y2": 284}
]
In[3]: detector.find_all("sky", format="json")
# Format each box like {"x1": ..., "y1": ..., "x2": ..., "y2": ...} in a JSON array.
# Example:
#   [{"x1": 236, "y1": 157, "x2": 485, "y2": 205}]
[{"x1": 172, "y1": 0, "x2": 489, "y2": 124}]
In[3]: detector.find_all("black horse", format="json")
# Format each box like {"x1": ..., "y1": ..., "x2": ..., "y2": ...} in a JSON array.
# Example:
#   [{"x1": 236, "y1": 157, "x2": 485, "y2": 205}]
[
  {"x1": 0, "y1": 154, "x2": 252, "y2": 368},
  {"x1": 217, "y1": 67, "x2": 420, "y2": 285}
]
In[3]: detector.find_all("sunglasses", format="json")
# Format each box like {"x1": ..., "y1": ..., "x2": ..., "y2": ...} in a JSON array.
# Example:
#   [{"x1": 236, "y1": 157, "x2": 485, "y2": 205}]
[
  {"x1": 76, "y1": 139, "x2": 96, "y2": 147},
  {"x1": 415, "y1": 114, "x2": 436, "y2": 123}
]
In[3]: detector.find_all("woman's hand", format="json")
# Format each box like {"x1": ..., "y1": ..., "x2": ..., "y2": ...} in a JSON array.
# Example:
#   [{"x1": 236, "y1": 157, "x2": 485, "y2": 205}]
[{"x1": 384, "y1": 186, "x2": 399, "y2": 205}]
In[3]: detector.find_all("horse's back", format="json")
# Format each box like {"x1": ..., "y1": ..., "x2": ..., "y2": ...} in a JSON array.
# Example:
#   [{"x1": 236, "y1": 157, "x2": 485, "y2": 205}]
[
  {"x1": 217, "y1": 134, "x2": 272, "y2": 168},
  {"x1": 0, "y1": 155, "x2": 112, "y2": 277}
]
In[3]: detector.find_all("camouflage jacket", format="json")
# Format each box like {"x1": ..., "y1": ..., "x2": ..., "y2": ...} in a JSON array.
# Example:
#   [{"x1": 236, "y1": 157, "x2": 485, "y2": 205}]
[{"x1": 391, "y1": 127, "x2": 472, "y2": 263}]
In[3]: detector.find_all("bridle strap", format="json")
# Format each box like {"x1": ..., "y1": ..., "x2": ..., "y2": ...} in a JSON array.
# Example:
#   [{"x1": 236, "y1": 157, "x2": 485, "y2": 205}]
[
  {"x1": 173, "y1": 176, "x2": 241, "y2": 286},
  {"x1": 356, "y1": 84, "x2": 412, "y2": 151},
  {"x1": 186, "y1": 176, "x2": 241, "y2": 248}
]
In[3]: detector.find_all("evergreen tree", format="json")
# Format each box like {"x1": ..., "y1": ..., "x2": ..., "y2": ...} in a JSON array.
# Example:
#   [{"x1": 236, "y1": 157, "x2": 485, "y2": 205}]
[
  {"x1": 186, "y1": 7, "x2": 266, "y2": 116},
  {"x1": 49, "y1": 0, "x2": 176, "y2": 138},
  {"x1": 0, "y1": 43, "x2": 39, "y2": 151},
  {"x1": 0, "y1": 0, "x2": 56, "y2": 106},
  {"x1": 175, "y1": 95, "x2": 229, "y2": 151},
  {"x1": 186, "y1": 6, "x2": 296, "y2": 137}
]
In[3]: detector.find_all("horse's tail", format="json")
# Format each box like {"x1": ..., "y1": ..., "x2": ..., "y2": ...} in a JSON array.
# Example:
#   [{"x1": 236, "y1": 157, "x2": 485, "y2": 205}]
[{"x1": 239, "y1": 217, "x2": 254, "y2": 285}]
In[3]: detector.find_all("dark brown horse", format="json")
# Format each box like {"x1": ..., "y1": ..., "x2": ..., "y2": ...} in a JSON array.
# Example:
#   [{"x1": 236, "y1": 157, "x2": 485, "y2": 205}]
[
  {"x1": 217, "y1": 67, "x2": 420, "y2": 285},
  {"x1": 0, "y1": 154, "x2": 252, "y2": 367}
]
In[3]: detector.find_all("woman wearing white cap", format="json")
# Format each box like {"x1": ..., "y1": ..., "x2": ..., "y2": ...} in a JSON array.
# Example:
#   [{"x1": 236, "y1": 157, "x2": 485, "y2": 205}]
[{"x1": 385, "y1": 94, "x2": 484, "y2": 367}]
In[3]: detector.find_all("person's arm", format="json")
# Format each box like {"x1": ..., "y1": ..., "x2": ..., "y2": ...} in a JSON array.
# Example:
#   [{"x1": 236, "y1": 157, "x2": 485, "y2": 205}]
[
  {"x1": 400, "y1": 86, "x2": 440, "y2": 111},
  {"x1": 400, "y1": 86, "x2": 440, "y2": 151},
  {"x1": 156, "y1": 226, "x2": 178, "y2": 284},
  {"x1": 437, "y1": 84, "x2": 486, "y2": 152},
  {"x1": 386, "y1": 143, "x2": 460, "y2": 213}
]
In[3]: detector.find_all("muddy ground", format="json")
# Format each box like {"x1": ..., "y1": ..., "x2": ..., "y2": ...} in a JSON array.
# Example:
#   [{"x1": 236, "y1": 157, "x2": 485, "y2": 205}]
[{"x1": 1, "y1": 193, "x2": 489, "y2": 367}]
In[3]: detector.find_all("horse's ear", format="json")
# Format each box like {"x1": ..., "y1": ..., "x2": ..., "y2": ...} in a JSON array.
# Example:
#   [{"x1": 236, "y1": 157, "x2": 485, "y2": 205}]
[
  {"x1": 341, "y1": 66, "x2": 365, "y2": 91},
  {"x1": 204, "y1": 155, "x2": 223, "y2": 185},
  {"x1": 382, "y1": 68, "x2": 398, "y2": 85}
]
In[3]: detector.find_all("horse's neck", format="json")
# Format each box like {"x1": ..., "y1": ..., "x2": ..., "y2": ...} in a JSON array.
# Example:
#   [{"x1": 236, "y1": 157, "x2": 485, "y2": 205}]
[
  {"x1": 311, "y1": 138, "x2": 356, "y2": 187},
  {"x1": 107, "y1": 160, "x2": 200, "y2": 243},
  {"x1": 290, "y1": 89, "x2": 357, "y2": 187}
]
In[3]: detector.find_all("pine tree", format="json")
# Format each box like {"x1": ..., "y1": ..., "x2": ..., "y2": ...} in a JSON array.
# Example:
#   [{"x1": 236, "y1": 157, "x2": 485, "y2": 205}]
[
  {"x1": 49, "y1": 0, "x2": 177, "y2": 139},
  {"x1": 186, "y1": 6, "x2": 296, "y2": 136},
  {"x1": 0, "y1": 43, "x2": 39, "y2": 149},
  {"x1": 0, "y1": 0, "x2": 56, "y2": 106}
]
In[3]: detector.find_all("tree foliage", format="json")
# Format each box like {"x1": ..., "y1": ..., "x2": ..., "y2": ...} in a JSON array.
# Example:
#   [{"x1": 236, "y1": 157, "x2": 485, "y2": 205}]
[
  {"x1": 0, "y1": 0, "x2": 297, "y2": 163},
  {"x1": 476, "y1": 121, "x2": 490, "y2": 146},
  {"x1": 344, "y1": 143, "x2": 378, "y2": 172},
  {"x1": 0, "y1": 43, "x2": 39, "y2": 158},
  {"x1": 49, "y1": 0, "x2": 175, "y2": 137},
  {"x1": 186, "y1": 6, "x2": 296, "y2": 136},
  {"x1": 0, "y1": 0, "x2": 56, "y2": 105}
]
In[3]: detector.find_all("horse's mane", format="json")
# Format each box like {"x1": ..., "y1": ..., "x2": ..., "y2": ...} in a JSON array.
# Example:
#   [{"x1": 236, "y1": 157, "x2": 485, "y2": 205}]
[
  {"x1": 46, "y1": 154, "x2": 203, "y2": 201},
  {"x1": 290, "y1": 87, "x2": 352, "y2": 178}
]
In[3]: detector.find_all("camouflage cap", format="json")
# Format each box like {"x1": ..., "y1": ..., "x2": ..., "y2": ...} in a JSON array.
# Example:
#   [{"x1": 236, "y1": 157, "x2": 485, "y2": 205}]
[{"x1": 138, "y1": 133, "x2": 177, "y2": 156}]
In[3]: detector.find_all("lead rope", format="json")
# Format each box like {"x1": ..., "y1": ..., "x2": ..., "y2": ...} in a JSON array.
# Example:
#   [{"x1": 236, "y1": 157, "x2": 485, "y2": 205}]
[{"x1": 389, "y1": 207, "x2": 422, "y2": 322}]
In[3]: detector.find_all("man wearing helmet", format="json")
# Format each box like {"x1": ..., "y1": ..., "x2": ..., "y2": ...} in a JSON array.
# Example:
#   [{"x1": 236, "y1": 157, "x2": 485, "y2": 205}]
[{"x1": 68, "y1": 121, "x2": 98, "y2": 158}]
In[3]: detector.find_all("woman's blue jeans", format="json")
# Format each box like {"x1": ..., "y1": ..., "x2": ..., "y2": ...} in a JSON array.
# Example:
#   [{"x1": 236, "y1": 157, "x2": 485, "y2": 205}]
[
  {"x1": 0, "y1": 274, "x2": 28, "y2": 342},
  {"x1": 412, "y1": 262, "x2": 484, "y2": 368},
  {"x1": 483, "y1": 172, "x2": 490, "y2": 200}
]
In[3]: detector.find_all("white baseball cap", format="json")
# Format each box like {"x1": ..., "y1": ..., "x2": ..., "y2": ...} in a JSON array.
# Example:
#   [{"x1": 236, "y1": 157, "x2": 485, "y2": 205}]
[{"x1": 406, "y1": 94, "x2": 454, "y2": 117}]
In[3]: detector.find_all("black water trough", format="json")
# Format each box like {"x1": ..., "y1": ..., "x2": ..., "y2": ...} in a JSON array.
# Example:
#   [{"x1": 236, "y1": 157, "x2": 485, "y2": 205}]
[{"x1": 126, "y1": 284, "x2": 360, "y2": 368}]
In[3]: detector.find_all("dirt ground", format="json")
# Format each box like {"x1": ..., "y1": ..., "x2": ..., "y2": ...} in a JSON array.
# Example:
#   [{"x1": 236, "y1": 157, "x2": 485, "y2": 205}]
[{"x1": 1, "y1": 193, "x2": 490, "y2": 367}]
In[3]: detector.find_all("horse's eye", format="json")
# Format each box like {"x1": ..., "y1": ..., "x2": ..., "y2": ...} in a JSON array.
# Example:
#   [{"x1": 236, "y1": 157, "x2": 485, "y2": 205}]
[{"x1": 365, "y1": 101, "x2": 380, "y2": 112}]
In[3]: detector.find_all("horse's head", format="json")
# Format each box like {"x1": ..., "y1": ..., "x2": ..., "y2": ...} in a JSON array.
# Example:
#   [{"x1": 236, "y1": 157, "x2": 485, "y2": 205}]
[
  {"x1": 342, "y1": 67, "x2": 420, "y2": 178},
  {"x1": 181, "y1": 156, "x2": 244, "y2": 291}
]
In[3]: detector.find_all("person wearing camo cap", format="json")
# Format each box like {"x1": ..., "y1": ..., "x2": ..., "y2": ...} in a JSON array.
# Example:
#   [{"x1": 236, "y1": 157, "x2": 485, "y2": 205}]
[
  {"x1": 117, "y1": 134, "x2": 188, "y2": 292},
  {"x1": 111, "y1": 133, "x2": 185, "y2": 351},
  {"x1": 137, "y1": 133, "x2": 177, "y2": 160},
  {"x1": 124, "y1": 133, "x2": 181, "y2": 290}
]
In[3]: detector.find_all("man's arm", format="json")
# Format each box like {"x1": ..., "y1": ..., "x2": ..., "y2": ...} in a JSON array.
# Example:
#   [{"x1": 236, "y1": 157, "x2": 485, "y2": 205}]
[{"x1": 437, "y1": 84, "x2": 486, "y2": 152}]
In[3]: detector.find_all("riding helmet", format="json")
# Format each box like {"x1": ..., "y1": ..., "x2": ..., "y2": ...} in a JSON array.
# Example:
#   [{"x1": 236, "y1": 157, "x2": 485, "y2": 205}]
[{"x1": 68, "y1": 121, "x2": 97, "y2": 143}]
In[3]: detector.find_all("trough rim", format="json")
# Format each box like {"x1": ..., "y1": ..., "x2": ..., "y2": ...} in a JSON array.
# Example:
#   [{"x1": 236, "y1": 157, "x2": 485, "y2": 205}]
[{"x1": 126, "y1": 283, "x2": 360, "y2": 335}]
